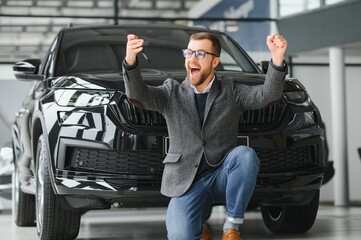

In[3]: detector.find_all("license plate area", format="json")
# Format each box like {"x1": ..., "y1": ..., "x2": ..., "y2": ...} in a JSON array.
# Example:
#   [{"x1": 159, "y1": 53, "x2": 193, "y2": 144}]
[
  {"x1": 237, "y1": 136, "x2": 249, "y2": 146},
  {"x1": 164, "y1": 136, "x2": 249, "y2": 154}
]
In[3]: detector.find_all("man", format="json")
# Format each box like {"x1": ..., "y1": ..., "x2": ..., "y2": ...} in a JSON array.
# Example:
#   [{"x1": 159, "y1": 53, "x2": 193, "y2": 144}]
[{"x1": 122, "y1": 31, "x2": 288, "y2": 240}]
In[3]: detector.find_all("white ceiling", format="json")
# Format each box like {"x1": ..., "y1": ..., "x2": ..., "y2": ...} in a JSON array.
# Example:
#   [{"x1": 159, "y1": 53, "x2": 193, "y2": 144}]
[
  {"x1": 0, "y1": 0, "x2": 199, "y2": 62},
  {"x1": 1, "y1": 0, "x2": 361, "y2": 63}
]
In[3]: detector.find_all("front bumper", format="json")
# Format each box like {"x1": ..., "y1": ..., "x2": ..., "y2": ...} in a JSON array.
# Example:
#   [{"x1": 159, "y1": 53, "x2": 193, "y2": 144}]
[
  {"x1": 252, "y1": 170, "x2": 323, "y2": 206},
  {"x1": 54, "y1": 166, "x2": 323, "y2": 210},
  {"x1": 54, "y1": 170, "x2": 169, "y2": 209},
  {"x1": 52, "y1": 119, "x2": 328, "y2": 210}
]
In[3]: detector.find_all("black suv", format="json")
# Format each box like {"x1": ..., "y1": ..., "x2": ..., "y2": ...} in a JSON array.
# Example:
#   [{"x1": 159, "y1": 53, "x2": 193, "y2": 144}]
[{"x1": 12, "y1": 23, "x2": 333, "y2": 239}]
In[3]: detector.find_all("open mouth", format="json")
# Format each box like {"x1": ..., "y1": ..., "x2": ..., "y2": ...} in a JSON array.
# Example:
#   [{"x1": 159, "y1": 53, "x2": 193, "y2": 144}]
[{"x1": 190, "y1": 67, "x2": 200, "y2": 76}]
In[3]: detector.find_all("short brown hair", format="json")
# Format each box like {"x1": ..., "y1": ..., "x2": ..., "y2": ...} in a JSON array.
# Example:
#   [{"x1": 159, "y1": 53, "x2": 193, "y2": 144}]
[{"x1": 190, "y1": 32, "x2": 221, "y2": 57}]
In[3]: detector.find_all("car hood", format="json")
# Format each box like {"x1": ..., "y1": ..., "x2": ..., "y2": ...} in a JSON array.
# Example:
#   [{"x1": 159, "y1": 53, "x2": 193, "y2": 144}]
[{"x1": 53, "y1": 69, "x2": 303, "y2": 92}]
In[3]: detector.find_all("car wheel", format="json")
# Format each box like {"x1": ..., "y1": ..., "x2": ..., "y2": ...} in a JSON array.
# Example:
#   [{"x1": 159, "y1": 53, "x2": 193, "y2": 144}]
[
  {"x1": 12, "y1": 162, "x2": 36, "y2": 226},
  {"x1": 35, "y1": 135, "x2": 81, "y2": 240},
  {"x1": 260, "y1": 190, "x2": 320, "y2": 233}
]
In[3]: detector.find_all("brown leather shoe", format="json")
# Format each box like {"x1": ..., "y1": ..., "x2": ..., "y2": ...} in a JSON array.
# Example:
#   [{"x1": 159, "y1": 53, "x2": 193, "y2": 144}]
[
  {"x1": 221, "y1": 228, "x2": 241, "y2": 240},
  {"x1": 200, "y1": 223, "x2": 211, "y2": 240}
]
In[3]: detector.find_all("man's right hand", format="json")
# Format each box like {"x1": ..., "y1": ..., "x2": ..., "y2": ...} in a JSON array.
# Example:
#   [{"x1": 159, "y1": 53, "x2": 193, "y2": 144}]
[{"x1": 125, "y1": 34, "x2": 144, "y2": 66}]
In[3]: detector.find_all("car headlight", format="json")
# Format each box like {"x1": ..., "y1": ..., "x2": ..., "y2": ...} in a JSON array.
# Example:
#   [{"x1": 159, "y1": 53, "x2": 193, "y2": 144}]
[
  {"x1": 284, "y1": 91, "x2": 306, "y2": 102},
  {"x1": 54, "y1": 89, "x2": 115, "y2": 107},
  {"x1": 283, "y1": 91, "x2": 312, "y2": 106}
]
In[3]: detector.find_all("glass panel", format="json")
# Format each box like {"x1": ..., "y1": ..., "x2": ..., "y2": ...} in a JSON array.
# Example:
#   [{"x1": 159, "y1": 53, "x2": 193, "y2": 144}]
[
  {"x1": 325, "y1": 0, "x2": 346, "y2": 5},
  {"x1": 279, "y1": 0, "x2": 321, "y2": 17},
  {"x1": 57, "y1": 26, "x2": 259, "y2": 75}
]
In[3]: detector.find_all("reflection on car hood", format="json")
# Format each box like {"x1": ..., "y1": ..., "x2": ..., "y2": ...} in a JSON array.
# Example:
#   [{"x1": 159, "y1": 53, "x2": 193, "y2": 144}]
[{"x1": 53, "y1": 69, "x2": 302, "y2": 92}]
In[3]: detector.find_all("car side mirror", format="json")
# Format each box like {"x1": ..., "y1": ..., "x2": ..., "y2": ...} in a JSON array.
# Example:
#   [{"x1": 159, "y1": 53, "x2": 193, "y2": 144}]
[
  {"x1": 260, "y1": 61, "x2": 269, "y2": 74},
  {"x1": 13, "y1": 59, "x2": 44, "y2": 81}
]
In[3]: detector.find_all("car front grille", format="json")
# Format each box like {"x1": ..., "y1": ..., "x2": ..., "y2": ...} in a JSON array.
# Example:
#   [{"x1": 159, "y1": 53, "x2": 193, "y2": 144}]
[
  {"x1": 256, "y1": 145, "x2": 319, "y2": 173},
  {"x1": 239, "y1": 101, "x2": 286, "y2": 128},
  {"x1": 119, "y1": 98, "x2": 166, "y2": 127},
  {"x1": 62, "y1": 144, "x2": 318, "y2": 190},
  {"x1": 118, "y1": 97, "x2": 286, "y2": 129},
  {"x1": 64, "y1": 147, "x2": 165, "y2": 191},
  {"x1": 67, "y1": 144, "x2": 317, "y2": 176},
  {"x1": 69, "y1": 148, "x2": 165, "y2": 175}
]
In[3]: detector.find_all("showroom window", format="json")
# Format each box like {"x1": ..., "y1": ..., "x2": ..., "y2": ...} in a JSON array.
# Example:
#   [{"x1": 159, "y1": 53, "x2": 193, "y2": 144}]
[{"x1": 279, "y1": 0, "x2": 348, "y2": 17}]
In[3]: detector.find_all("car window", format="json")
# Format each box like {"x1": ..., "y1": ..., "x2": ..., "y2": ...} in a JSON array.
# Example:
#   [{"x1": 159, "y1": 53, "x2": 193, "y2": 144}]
[
  {"x1": 56, "y1": 27, "x2": 258, "y2": 75},
  {"x1": 219, "y1": 50, "x2": 242, "y2": 71},
  {"x1": 65, "y1": 44, "x2": 120, "y2": 73}
]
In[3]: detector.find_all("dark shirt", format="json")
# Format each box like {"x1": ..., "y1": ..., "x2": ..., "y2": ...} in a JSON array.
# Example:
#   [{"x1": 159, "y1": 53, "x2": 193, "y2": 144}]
[
  {"x1": 194, "y1": 92, "x2": 208, "y2": 125},
  {"x1": 194, "y1": 92, "x2": 215, "y2": 180}
]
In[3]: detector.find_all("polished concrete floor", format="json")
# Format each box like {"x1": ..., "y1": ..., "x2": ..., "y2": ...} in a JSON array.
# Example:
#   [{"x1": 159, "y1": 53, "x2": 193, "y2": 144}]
[{"x1": 0, "y1": 204, "x2": 361, "y2": 240}]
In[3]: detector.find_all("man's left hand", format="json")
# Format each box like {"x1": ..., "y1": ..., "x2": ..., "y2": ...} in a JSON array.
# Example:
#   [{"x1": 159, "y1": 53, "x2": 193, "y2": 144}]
[{"x1": 267, "y1": 34, "x2": 288, "y2": 67}]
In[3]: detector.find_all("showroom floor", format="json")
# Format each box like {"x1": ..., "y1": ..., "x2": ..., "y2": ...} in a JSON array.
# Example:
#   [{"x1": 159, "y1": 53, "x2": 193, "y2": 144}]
[{"x1": 0, "y1": 204, "x2": 361, "y2": 240}]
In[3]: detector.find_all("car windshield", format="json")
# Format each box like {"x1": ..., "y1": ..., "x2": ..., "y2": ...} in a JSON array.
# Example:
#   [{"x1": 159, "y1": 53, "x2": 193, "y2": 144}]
[{"x1": 56, "y1": 26, "x2": 258, "y2": 76}]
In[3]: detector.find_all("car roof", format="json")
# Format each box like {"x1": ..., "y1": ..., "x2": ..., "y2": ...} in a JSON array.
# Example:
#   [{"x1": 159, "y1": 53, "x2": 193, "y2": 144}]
[{"x1": 62, "y1": 22, "x2": 222, "y2": 34}]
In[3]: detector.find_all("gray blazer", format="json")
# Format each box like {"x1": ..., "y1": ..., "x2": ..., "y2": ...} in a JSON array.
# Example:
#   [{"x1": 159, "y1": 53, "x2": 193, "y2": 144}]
[{"x1": 122, "y1": 63, "x2": 286, "y2": 197}]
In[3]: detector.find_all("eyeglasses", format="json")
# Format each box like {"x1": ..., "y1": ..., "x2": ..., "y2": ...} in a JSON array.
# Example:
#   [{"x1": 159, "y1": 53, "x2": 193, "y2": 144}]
[{"x1": 182, "y1": 49, "x2": 218, "y2": 60}]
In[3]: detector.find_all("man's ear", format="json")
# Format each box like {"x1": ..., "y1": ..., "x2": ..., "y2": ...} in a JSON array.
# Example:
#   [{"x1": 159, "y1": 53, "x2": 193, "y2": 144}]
[{"x1": 213, "y1": 57, "x2": 220, "y2": 68}]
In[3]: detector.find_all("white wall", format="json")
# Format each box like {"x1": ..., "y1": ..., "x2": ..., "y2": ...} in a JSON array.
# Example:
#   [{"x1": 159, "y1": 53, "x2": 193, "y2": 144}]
[{"x1": 292, "y1": 59, "x2": 361, "y2": 203}]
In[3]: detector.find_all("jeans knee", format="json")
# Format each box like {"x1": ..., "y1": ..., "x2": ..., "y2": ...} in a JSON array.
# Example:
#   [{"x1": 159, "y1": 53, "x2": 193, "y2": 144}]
[
  {"x1": 166, "y1": 201, "x2": 202, "y2": 240},
  {"x1": 234, "y1": 146, "x2": 260, "y2": 171}
]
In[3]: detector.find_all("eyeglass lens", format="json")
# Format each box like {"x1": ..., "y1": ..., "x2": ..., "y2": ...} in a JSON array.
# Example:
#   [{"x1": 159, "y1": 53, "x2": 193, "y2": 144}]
[{"x1": 183, "y1": 49, "x2": 206, "y2": 60}]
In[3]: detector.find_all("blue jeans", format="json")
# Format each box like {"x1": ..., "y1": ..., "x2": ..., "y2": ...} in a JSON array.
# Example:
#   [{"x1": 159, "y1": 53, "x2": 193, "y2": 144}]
[{"x1": 166, "y1": 146, "x2": 260, "y2": 240}]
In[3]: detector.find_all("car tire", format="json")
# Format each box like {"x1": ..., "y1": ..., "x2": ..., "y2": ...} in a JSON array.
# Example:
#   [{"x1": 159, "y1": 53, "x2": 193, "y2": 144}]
[
  {"x1": 35, "y1": 135, "x2": 81, "y2": 240},
  {"x1": 260, "y1": 190, "x2": 320, "y2": 233},
  {"x1": 12, "y1": 162, "x2": 36, "y2": 226}
]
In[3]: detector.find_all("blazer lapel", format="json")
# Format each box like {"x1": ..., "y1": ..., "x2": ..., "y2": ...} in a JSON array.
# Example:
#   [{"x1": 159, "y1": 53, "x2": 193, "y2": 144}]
[
  {"x1": 183, "y1": 80, "x2": 202, "y2": 130},
  {"x1": 203, "y1": 77, "x2": 221, "y2": 126}
]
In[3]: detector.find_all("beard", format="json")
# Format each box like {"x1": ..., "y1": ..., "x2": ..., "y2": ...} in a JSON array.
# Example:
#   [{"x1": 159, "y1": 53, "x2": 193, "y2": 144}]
[
  {"x1": 186, "y1": 65, "x2": 213, "y2": 87},
  {"x1": 187, "y1": 71, "x2": 208, "y2": 86}
]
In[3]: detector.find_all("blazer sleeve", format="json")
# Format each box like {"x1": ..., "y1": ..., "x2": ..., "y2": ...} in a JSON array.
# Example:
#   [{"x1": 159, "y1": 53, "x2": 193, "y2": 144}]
[
  {"x1": 233, "y1": 61, "x2": 287, "y2": 111},
  {"x1": 122, "y1": 60, "x2": 172, "y2": 113}
]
